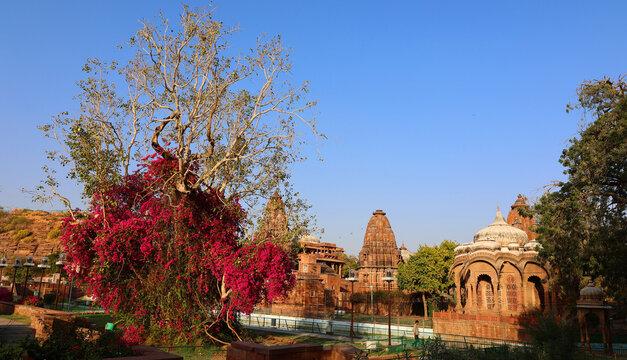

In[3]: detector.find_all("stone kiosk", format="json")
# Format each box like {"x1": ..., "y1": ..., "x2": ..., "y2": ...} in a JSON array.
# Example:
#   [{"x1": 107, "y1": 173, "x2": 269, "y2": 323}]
[
  {"x1": 450, "y1": 207, "x2": 552, "y2": 316},
  {"x1": 435, "y1": 196, "x2": 554, "y2": 342},
  {"x1": 577, "y1": 281, "x2": 613, "y2": 354}
]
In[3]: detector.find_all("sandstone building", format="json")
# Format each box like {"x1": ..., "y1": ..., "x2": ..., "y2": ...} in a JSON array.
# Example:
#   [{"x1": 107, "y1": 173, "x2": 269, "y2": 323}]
[{"x1": 259, "y1": 193, "x2": 351, "y2": 316}]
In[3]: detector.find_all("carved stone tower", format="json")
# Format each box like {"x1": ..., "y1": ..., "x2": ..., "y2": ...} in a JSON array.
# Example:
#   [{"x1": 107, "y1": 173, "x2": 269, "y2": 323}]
[
  {"x1": 258, "y1": 191, "x2": 288, "y2": 241},
  {"x1": 357, "y1": 210, "x2": 401, "y2": 290},
  {"x1": 506, "y1": 194, "x2": 537, "y2": 241}
]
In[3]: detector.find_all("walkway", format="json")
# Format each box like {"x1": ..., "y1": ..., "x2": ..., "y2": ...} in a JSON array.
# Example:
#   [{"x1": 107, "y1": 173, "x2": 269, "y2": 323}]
[{"x1": 0, "y1": 317, "x2": 35, "y2": 344}]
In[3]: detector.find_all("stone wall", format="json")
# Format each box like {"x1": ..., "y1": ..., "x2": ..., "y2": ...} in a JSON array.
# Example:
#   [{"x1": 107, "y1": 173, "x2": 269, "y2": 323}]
[
  {"x1": 0, "y1": 301, "x2": 81, "y2": 339},
  {"x1": 432, "y1": 311, "x2": 531, "y2": 342}
]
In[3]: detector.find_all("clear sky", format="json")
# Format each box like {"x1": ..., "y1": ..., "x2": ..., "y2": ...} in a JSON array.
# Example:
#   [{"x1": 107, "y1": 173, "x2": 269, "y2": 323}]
[{"x1": 1, "y1": 1, "x2": 625, "y2": 256}]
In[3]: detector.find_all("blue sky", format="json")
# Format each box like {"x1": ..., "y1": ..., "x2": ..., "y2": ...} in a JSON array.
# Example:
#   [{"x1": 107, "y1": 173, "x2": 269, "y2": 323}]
[{"x1": 1, "y1": 1, "x2": 625, "y2": 255}]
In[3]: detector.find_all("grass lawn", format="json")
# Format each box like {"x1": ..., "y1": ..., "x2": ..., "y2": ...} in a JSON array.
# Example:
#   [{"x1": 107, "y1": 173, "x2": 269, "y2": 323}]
[
  {"x1": 0, "y1": 313, "x2": 31, "y2": 325},
  {"x1": 76, "y1": 313, "x2": 115, "y2": 330}
]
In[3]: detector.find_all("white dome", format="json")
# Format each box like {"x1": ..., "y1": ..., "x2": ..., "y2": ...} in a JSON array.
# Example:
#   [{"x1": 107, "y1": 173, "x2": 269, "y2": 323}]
[
  {"x1": 473, "y1": 208, "x2": 528, "y2": 246},
  {"x1": 400, "y1": 245, "x2": 415, "y2": 262},
  {"x1": 474, "y1": 241, "x2": 500, "y2": 251},
  {"x1": 298, "y1": 235, "x2": 320, "y2": 244},
  {"x1": 580, "y1": 281, "x2": 603, "y2": 299}
]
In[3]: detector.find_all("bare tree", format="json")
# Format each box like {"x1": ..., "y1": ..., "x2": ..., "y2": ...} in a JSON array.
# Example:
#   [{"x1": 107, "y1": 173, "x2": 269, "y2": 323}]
[{"x1": 38, "y1": 6, "x2": 323, "y2": 235}]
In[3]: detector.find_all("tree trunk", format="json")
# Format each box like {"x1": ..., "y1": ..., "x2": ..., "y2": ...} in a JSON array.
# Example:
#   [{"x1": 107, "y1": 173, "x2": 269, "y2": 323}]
[{"x1": 422, "y1": 292, "x2": 428, "y2": 317}]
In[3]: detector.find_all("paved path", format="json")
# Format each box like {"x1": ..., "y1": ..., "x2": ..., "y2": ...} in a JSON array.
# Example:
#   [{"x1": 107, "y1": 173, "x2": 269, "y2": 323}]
[{"x1": 0, "y1": 317, "x2": 35, "y2": 344}]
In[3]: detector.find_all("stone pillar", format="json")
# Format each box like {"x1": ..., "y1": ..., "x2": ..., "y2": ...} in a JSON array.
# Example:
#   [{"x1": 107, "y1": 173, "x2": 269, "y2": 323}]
[
  {"x1": 543, "y1": 285, "x2": 550, "y2": 313},
  {"x1": 519, "y1": 278, "x2": 526, "y2": 312},
  {"x1": 496, "y1": 279, "x2": 502, "y2": 313},
  {"x1": 454, "y1": 276, "x2": 462, "y2": 311},
  {"x1": 468, "y1": 280, "x2": 476, "y2": 311}
]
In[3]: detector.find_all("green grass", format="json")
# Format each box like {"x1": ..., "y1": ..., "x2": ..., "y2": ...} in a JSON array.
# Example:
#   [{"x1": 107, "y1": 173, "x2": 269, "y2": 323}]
[
  {"x1": 0, "y1": 313, "x2": 31, "y2": 325},
  {"x1": 161, "y1": 346, "x2": 226, "y2": 360},
  {"x1": 76, "y1": 313, "x2": 115, "y2": 330}
]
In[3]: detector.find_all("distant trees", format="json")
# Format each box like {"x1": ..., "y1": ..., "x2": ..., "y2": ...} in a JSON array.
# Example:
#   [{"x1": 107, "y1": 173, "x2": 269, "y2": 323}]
[
  {"x1": 397, "y1": 240, "x2": 457, "y2": 316},
  {"x1": 534, "y1": 76, "x2": 626, "y2": 310},
  {"x1": 342, "y1": 254, "x2": 359, "y2": 278}
]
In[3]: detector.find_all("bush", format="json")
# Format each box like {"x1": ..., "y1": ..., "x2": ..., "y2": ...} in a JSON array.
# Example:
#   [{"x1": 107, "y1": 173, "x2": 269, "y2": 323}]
[
  {"x1": 418, "y1": 337, "x2": 539, "y2": 360},
  {"x1": 47, "y1": 227, "x2": 61, "y2": 239},
  {"x1": 0, "y1": 319, "x2": 136, "y2": 360},
  {"x1": 43, "y1": 294, "x2": 56, "y2": 306},
  {"x1": 526, "y1": 312, "x2": 578, "y2": 360},
  {"x1": 8, "y1": 216, "x2": 32, "y2": 227},
  {"x1": 14, "y1": 229, "x2": 32, "y2": 240},
  {"x1": 0, "y1": 288, "x2": 12, "y2": 302},
  {"x1": 22, "y1": 296, "x2": 43, "y2": 307}
]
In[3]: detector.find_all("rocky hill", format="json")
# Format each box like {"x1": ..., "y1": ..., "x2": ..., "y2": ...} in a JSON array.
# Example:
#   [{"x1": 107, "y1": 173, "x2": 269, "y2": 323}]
[{"x1": 0, "y1": 208, "x2": 66, "y2": 259}]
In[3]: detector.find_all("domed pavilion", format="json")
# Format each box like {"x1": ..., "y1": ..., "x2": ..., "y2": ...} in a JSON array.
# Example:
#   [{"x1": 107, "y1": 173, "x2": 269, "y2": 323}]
[{"x1": 450, "y1": 204, "x2": 552, "y2": 316}]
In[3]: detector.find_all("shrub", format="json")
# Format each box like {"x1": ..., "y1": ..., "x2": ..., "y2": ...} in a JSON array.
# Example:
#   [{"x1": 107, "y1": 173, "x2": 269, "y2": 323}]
[
  {"x1": 0, "y1": 319, "x2": 136, "y2": 359},
  {"x1": 21, "y1": 236, "x2": 36, "y2": 243},
  {"x1": 43, "y1": 294, "x2": 56, "y2": 306},
  {"x1": 0, "y1": 288, "x2": 12, "y2": 302},
  {"x1": 9, "y1": 216, "x2": 32, "y2": 227},
  {"x1": 14, "y1": 229, "x2": 32, "y2": 240},
  {"x1": 526, "y1": 312, "x2": 578, "y2": 360},
  {"x1": 22, "y1": 296, "x2": 43, "y2": 307},
  {"x1": 47, "y1": 227, "x2": 61, "y2": 239}
]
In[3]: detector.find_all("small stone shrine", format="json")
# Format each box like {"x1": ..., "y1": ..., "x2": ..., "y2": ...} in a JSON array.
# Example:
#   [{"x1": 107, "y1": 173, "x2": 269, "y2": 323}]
[{"x1": 577, "y1": 281, "x2": 613, "y2": 354}]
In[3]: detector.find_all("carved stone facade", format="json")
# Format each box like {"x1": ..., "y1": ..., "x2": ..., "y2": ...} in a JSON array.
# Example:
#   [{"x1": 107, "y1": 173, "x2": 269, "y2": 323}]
[
  {"x1": 450, "y1": 198, "x2": 552, "y2": 317},
  {"x1": 257, "y1": 191, "x2": 288, "y2": 242},
  {"x1": 506, "y1": 194, "x2": 538, "y2": 241},
  {"x1": 270, "y1": 237, "x2": 351, "y2": 316},
  {"x1": 261, "y1": 193, "x2": 350, "y2": 316},
  {"x1": 357, "y1": 210, "x2": 401, "y2": 291}
]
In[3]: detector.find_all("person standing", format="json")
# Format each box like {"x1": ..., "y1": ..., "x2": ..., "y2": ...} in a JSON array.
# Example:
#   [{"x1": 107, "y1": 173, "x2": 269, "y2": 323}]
[{"x1": 413, "y1": 320, "x2": 420, "y2": 340}]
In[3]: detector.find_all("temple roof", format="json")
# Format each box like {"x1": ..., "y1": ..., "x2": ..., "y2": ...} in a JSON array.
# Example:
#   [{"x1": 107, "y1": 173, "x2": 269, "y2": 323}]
[
  {"x1": 510, "y1": 194, "x2": 528, "y2": 209},
  {"x1": 358, "y1": 209, "x2": 401, "y2": 269}
]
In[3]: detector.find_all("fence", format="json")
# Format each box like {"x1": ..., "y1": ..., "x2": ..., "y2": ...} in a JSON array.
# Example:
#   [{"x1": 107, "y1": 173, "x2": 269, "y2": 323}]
[
  {"x1": 255, "y1": 307, "x2": 434, "y2": 328},
  {"x1": 243, "y1": 312, "x2": 428, "y2": 340}
]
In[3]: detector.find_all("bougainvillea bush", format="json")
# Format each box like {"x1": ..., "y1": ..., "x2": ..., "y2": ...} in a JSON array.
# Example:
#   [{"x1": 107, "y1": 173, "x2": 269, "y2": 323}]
[
  {"x1": 22, "y1": 296, "x2": 44, "y2": 307},
  {"x1": 59, "y1": 153, "x2": 294, "y2": 344}
]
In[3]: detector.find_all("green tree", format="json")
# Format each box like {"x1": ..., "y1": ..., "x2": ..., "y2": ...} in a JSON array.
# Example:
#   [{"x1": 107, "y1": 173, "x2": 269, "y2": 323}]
[
  {"x1": 37, "y1": 5, "x2": 323, "y2": 238},
  {"x1": 397, "y1": 240, "x2": 457, "y2": 316},
  {"x1": 341, "y1": 254, "x2": 359, "y2": 278},
  {"x1": 534, "y1": 76, "x2": 626, "y2": 310}
]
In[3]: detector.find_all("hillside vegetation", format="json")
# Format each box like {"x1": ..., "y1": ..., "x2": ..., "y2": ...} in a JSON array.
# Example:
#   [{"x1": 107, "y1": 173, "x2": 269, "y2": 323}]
[{"x1": 0, "y1": 208, "x2": 66, "y2": 259}]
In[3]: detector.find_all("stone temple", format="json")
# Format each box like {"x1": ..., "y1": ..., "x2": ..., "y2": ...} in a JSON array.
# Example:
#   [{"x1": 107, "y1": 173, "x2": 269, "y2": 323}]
[{"x1": 357, "y1": 210, "x2": 402, "y2": 291}]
